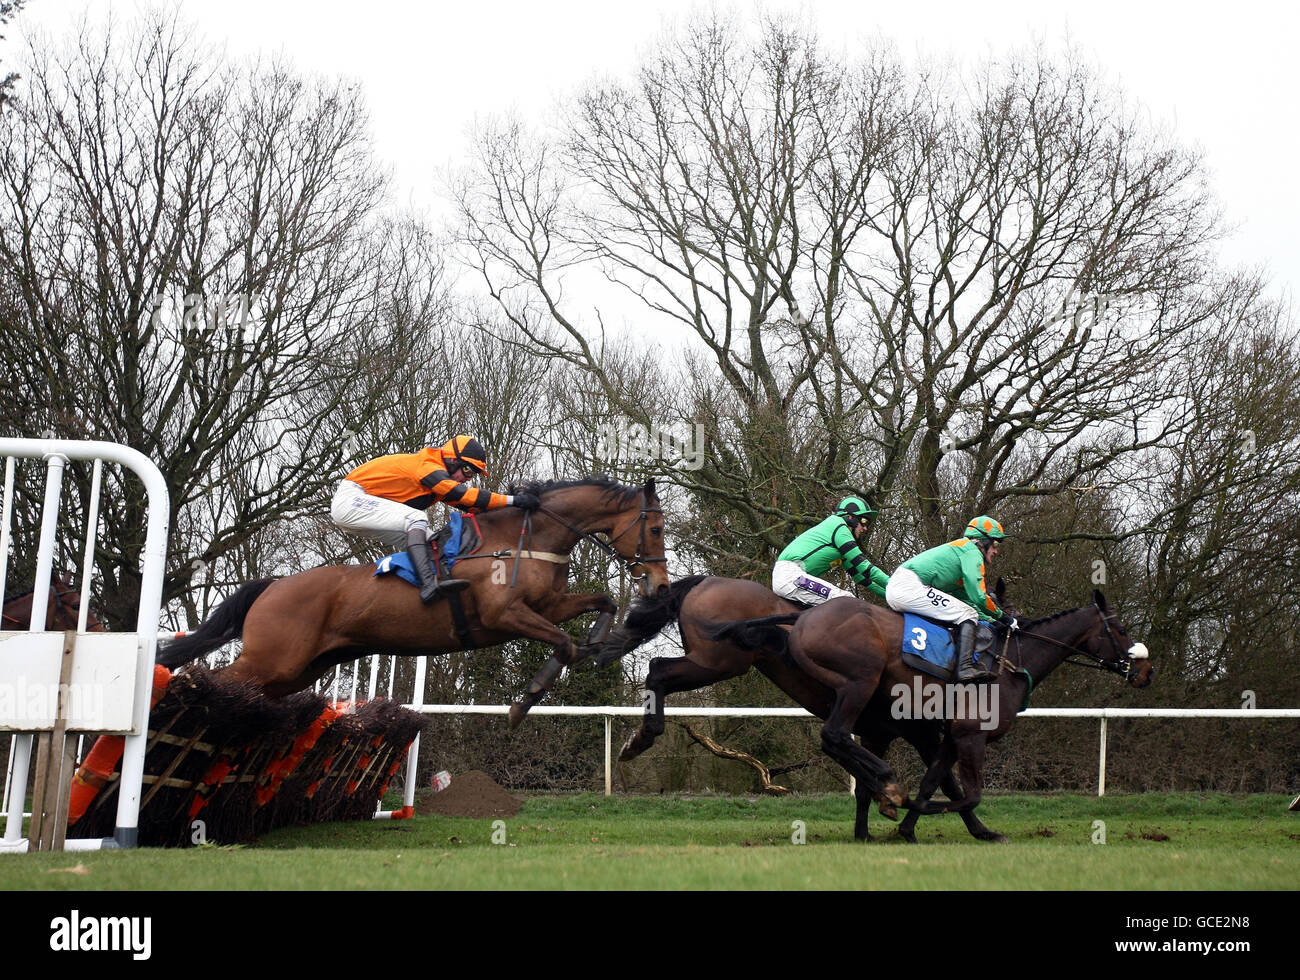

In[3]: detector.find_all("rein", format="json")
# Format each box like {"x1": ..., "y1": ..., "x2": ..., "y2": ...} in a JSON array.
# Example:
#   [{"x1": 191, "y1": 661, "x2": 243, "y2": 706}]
[{"x1": 996, "y1": 605, "x2": 1138, "y2": 683}]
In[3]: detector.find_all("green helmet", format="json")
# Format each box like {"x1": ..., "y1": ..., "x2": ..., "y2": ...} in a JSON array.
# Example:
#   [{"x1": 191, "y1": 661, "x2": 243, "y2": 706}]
[
  {"x1": 835, "y1": 496, "x2": 877, "y2": 522},
  {"x1": 964, "y1": 515, "x2": 1006, "y2": 540}
]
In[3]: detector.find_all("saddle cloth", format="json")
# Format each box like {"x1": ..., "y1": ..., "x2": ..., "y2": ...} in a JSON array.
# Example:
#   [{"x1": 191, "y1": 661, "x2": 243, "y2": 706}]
[
  {"x1": 900, "y1": 614, "x2": 996, "y2": 681},
  {"x1": 374, "y1": 551, "x2": 420, "y2": 587}
]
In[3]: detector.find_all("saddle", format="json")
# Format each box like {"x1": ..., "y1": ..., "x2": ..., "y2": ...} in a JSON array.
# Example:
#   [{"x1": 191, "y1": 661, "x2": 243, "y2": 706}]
[
  {"x1": 899, "y1": 614, "x2": 998, "y2": 682},
  {"x1": 429, "y1": 511, "x2": 483, "y2": 577}
]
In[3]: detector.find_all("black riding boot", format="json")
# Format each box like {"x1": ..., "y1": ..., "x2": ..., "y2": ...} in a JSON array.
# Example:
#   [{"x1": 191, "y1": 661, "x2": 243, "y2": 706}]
[
  {"x1": 406, "y1": 529, "x2": 469, "y2": 605},
  {"x1": 954, "y1": 620, "x2": 996, "y2": 682}
]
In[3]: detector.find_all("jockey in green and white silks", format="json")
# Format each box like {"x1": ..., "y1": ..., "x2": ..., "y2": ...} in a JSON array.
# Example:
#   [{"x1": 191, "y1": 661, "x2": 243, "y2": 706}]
[
  {"x1": 772, "y1": 497, "x2": 890, "y2": 606},
  {"x1": 884, "y1": 515, "x2": 1018, "y2": 682}
]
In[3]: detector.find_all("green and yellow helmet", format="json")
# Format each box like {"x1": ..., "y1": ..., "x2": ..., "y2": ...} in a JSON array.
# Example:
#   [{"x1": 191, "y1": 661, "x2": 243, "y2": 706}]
[
  {"x1": 964, "y1": 515, "x2": 1006, "y2": 540},
  {"x1": 835, "y1": 496, "x2": 877, "y2": 523}
]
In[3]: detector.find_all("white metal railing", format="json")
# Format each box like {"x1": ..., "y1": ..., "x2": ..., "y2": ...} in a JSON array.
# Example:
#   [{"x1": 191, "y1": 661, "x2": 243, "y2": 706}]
[
  {"x1": 0, "y1": 438, "x2": 169, "y2": 851},
  {"x1": 397, "y1": 703, "x2": 1300, "y2": 797}
]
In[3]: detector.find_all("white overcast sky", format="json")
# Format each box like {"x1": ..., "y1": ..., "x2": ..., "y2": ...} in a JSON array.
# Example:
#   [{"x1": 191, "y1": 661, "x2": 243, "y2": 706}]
[{"x1": 9, "y1": 0, "x2": 1299, "y2": 299}]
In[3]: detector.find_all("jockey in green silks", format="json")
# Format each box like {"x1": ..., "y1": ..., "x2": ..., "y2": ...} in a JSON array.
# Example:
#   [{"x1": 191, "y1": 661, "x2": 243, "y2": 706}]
[
  {"x1": 772, "y1": 497, "x2": 890, "y2": 605},
  {"x1": 885, "y1": 515, "x2": 1018, "y2": 682}
]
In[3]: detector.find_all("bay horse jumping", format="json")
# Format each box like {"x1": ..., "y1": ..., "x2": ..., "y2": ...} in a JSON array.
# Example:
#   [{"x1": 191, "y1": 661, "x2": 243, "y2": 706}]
[
  {"x1": 715, "y1": 588, "x2": 1152, "y2": 842},
  {"x1": 2, "y1": 572, "x2": 104, "y2": 632},
  {"x1": 158, "y1": 477, "x2": 669, "y2": 701}
]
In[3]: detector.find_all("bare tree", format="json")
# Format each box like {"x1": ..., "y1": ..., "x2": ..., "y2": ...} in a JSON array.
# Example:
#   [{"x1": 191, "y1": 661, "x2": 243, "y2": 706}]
[
  {"x1": 0, "y1": 11, "x2": 414, "y2": 624},
  {"x1": 451, "y1": 14, "x2": 1228, "y2": 576}
]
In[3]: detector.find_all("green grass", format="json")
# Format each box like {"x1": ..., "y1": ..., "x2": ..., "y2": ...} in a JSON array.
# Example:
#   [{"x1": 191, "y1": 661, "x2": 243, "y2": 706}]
[{"x1": 2, "y1": 793, "x2": 1296, "y2": 890}]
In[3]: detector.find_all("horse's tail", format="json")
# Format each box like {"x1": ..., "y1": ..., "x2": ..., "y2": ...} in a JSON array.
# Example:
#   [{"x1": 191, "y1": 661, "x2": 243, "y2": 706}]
[
  {"x1": 156, "y1": 579, "x2": 276, "y2": 668},
  {"x1": 706, "y1": 613, "x2": 802, "y2": 652},
  {"x1": 593, "y1": 573, "x2": 709, "y2": 667}
]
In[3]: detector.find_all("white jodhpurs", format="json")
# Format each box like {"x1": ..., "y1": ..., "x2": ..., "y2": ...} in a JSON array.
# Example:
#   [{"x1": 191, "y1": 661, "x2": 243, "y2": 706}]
[
  {"x1": 772, "y1": 560, "x2": 856, "y2": 605},
  {"x1": 885, "y1": 567, "x2": 978, "y2": 624},
  {"x1": 331, "y1": 480, "x2": 428, "y2": 551}
]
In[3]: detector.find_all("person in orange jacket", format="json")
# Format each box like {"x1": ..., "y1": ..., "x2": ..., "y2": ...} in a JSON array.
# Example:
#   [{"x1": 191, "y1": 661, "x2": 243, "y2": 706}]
[{"x1": 331, "y1": 435, "x2": 539, "y2": 603}]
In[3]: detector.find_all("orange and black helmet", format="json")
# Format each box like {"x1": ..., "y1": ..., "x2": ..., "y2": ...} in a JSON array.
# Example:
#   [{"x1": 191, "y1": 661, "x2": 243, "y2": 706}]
[{"x1": 440, "y1": 435, "x2": 489, "y2": 477}]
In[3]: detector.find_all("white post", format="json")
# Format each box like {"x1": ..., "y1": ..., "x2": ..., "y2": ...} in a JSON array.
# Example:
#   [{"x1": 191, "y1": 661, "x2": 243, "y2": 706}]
[
  {"x1": 0, "y1": 455, "x2": 15, "y2": 603},
  {"x1": 1098, "y1": 715, "x2": 1107, "y2": 797},
  {"x1": 103, "y1": 443, "x2": 169, "y2": 849},
  {"x1": 3, "y1": 453, "x2": 65, "y2": 844},
  {"x1": 77, "y1": 459, "x2": 103, "y2": 633},
  {"x1": 366, "y1": 654, "x2": 379, "y2": 702},
  {"x1": 402, "y1": 655, "x2": 429, "y2": 812},
  {"x1": 604, "y1": 715, "x2": 612, "y2": 797}
]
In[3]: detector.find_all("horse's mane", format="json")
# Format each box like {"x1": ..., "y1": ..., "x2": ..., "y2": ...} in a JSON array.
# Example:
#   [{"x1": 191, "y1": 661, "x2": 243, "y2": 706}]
[
  {"x1": 1020, "y1": 607, "x2": 1084, "y2": 629},
  {"x1": 508, "y1": 474, "x2": 646, "y2": 507}
]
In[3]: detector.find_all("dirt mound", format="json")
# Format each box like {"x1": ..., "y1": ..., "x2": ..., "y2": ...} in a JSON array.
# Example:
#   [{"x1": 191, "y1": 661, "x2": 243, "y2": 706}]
[{"x1": 415, "y1": 770, "x2": 522, "y2": 818}]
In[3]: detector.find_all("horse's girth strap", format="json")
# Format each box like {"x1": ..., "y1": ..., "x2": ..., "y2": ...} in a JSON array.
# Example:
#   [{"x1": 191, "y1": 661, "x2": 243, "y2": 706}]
[
  {"x1": 506, "y1": 550, "x2": 570, "y2": 565},
  {"x1": 454, "y1": 549, "x2": 569, "y2": 565}
]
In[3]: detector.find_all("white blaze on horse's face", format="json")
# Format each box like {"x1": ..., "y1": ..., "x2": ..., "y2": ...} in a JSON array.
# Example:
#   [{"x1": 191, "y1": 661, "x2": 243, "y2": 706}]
[{"x1": 1127, "y1": 642, "x2": 1149, "y2": 660}]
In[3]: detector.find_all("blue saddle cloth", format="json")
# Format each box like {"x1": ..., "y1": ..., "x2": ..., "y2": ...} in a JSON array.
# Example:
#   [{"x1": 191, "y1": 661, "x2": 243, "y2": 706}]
[
  {"x1": 900, "y1": 615, "x2": 996, "y2": 680},
  {"x1": 902, "y1": 613, "x2": 958, "y2": 673},
  {"x1": 375, "y1": 551, "x2": 419, "y2": 587},
  {"x1": 374, "y1": 512, "x2": 468, "y2": 588}
]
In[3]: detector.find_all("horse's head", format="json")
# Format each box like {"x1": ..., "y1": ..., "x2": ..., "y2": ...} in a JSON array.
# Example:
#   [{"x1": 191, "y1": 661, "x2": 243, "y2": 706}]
[
  {"x1": 50, "y1": 572, "x2": 105, "y2": 632},
  {"x1": 1085, "y1": 590, "x2": 1152, "y2": 688},
  {"x1": 609, "y1": 478, "x2": 670, "y2": 599},
  {"x1": 531, "y1": 476, "x2": 671, "y2": 598}
]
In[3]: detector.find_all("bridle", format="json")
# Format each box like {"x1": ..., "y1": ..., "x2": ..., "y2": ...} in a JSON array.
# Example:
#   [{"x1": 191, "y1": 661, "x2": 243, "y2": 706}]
[
  {"x1": 999, "y1": 603, "x2": 1149, "y2": 682},
  {"x1": 536, "y1": 499, "x2": 668, "y2": 590}
]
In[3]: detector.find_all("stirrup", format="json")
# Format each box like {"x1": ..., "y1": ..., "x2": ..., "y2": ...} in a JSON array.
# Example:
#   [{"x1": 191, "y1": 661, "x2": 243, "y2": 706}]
[{"x1": 420, "y1": 578, "x2": 470, "y2": 604}]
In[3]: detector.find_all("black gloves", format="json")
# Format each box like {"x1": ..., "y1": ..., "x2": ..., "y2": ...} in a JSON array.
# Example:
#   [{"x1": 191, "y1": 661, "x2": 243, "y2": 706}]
[{"x1": 511, "y1": 492, "x2": 541, "y2": 510}]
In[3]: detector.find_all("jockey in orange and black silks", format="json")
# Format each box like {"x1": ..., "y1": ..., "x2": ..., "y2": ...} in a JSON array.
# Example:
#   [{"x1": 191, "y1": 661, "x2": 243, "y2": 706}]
[{"x1": 331, "y1": 436, "x2": 540, "y2": 604}]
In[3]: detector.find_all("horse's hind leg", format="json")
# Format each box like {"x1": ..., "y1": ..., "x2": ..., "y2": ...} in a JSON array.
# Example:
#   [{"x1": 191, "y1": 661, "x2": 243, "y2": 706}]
[
  {"x1": 620, "y1": 655, "x2": 740, "y2": 761},
  {"x1": 898, "y1": 742, "x2": 958, "y2": 843},
  {"x1": 819, "y1": 686, "x2": 905, "y2": 815}
]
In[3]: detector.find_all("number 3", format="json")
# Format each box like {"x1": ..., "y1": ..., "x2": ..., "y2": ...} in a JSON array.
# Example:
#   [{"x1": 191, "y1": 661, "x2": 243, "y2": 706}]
[{"x1": 910, "y1": 627, "x2": 926, "y2": 651}]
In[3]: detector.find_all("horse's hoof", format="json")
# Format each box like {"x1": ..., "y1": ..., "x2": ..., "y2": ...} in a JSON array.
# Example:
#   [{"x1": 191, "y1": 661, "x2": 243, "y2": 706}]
[
  {"x1": 987, "y1": 833, "x2": 1009, "y2": 844},
  {"x1": 507, "y1": 701, "x2": 530, "y2": 729},
  {"x1": 899, "y1": 832, "x2": 918, "y2": 845},
  {"x1": 618, "y1": 733, "x2": 643, "y2": 762},
  {"x1": 877, "y1": 800, "x2": 899, "y2": 822},
  {"x1": 882, "y1": 782, "x2": 906, "y2": 809}
]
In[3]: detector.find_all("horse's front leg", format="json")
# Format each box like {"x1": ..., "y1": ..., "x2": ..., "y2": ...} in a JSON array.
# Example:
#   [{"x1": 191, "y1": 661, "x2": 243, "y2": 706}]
[
  {"x1": 933, "y1": 728, "x2": 1004, "y2": 841},
  {"x1": 501, "y1": 592, "x2": 616, "y2": 728}
]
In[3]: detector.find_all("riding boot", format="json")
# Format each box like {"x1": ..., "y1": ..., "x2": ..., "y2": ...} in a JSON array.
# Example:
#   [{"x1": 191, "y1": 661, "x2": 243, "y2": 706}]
[
  {"x1": 954, "y1": 620, "x2": 996, "y2": 682},
  {"x1": 406, "y1": 529, "x2": 469, "y2": 605}
]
